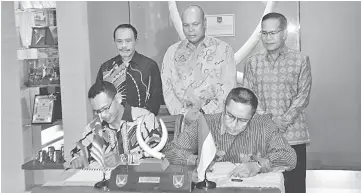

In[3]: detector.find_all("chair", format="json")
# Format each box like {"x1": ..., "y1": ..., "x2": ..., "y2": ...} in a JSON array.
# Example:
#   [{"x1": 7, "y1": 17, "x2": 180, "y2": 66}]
[{"x1": 157, "y1": 114, "x2": 184, "y2": 141}]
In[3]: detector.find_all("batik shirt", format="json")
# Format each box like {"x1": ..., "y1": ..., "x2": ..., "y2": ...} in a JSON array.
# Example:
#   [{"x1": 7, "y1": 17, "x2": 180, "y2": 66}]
[
  {"x1": 97, "y1": 51, "x2": 163, "y2": 115},
  {"x1": 163, "y1": 113, "x2": 296, "y2": 172},
  {"x1": 161, "y1": 36, "x2": 236, "y2": 115},
  {"x1": 243, "y1": 46, "x2": 312, "y2": 145},
  {"x1": 70, "y1": 104, "x2": 162, "y2": 167}
]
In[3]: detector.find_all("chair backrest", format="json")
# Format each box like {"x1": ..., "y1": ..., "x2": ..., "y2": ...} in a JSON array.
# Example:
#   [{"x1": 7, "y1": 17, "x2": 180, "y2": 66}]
[{"x1": 157, "y1": 114, "x2": 184, "y2": 141}]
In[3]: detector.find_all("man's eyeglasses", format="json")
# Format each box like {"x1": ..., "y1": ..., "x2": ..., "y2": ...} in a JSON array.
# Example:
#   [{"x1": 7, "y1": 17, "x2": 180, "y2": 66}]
[
  {"x1": 260, "y1": 29, "x2": 284, "y2": 37},
  {"x1": 224, "y1": 111, "x2": 251, "y2": 124},
  {"x1": 94, "y1": 96, "x2": 115, "y2": 115}
]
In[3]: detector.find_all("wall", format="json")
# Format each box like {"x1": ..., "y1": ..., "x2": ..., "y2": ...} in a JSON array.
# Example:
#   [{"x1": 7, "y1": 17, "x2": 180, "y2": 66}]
[
  {"x1": 301, "y1": 1, "x2": 361, "y2": 169},
  {"x1": 130, "y1": 1, "x2": 299, "y2": 71},
  {"x1": 1, "y1": 2, "x2": 26, "y2": 193},
  {"x1": 56, "y1": 1, "x2": 129, "y2": 158},
  {"x1": 87, "y1": 1, "x2": 130, "y2": 83}
]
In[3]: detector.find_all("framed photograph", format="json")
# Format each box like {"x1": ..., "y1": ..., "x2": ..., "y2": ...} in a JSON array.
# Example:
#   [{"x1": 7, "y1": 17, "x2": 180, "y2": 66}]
[
  {"x1": 30, "y1": 26, "x2": 56, "y2": 48},
  {"x1": 32, "y1": 94, "x2": 56, "y2": 124}
]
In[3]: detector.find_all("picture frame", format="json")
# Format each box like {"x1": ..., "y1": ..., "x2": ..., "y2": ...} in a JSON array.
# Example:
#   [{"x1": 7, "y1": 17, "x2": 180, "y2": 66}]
[{"x1": 32, "y1": 93, "x2": 61, "y2": 124}]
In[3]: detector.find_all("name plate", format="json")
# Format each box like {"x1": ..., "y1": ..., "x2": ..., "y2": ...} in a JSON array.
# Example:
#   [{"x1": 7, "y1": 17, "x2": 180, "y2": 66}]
[{"x1": 138, "y1": 176, "x2": 160, "y2": 184}]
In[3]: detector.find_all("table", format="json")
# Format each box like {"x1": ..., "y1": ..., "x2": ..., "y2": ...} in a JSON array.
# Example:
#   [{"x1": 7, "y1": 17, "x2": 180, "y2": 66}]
[{"x1": 31, "y1": 186, "x2": 280, "y2": 193}]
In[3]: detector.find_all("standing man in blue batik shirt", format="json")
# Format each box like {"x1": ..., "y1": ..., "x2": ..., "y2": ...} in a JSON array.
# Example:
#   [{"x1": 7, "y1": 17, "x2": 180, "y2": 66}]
[
  {"x1": 243, "y1": 12, "x2": 312, "y2": 193},
  {"x1": 97, "y1": 24, "x2": 163, "y2": 115},
  {"x1": 162, "y1": 5, "x2": 236, "y2": 124}
]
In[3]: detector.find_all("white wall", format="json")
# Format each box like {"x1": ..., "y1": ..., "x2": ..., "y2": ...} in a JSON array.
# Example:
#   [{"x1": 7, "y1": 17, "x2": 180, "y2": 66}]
[
  {"x1": 1, "y1": 2, "x2": 26, "y2": 193},
  {"x1": 301, "y1": 1, "x2": 361, "y2": 169}
]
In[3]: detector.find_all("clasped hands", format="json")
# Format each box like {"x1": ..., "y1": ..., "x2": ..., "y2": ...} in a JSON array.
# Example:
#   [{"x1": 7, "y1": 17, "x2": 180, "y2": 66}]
[{"x1": 272, "y1": 117, "x2": 292, "y2": 132}]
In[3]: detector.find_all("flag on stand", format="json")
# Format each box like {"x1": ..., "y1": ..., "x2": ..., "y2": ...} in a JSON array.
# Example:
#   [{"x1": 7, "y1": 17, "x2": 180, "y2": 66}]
[
  {"x1": 197, "y1": 115, "x2": 217, "y2": 181},
  {"x1": 90, "y1": 134, "x2": 105, "y2": 169}
]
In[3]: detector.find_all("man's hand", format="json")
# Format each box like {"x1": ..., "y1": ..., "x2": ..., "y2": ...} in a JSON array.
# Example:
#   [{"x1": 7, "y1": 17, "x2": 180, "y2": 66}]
[
  {"x1": 228, "y1": 162, "x2": 261, "y2": 178},
  {"x1": 272, "y1": 117, "x2": 291, "y2": 132},
  {"x1": 70, "y1": 155, "x2": 88, "y2": 169},
  {"x1": 184, "y1": 108, "x2": 202, "y2": 125},
  {"x1": 104, "y1": 152, "x2": 121, "y2": 168}
]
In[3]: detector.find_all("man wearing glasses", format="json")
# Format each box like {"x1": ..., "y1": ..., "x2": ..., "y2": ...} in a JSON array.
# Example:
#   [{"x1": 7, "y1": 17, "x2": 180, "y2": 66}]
[
  {"x1": 68, "y1": 81, "x2": 162, "y2": 169},
  {"x1": 243, "y1": 12, "x2": 312, "y2": 193},
  {"x1": 163, "y1": 87, "x2": 296, "y2": 179}
]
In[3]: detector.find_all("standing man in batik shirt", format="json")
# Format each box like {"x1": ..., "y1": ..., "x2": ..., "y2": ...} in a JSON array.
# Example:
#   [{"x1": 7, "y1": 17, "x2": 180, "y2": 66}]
[
  {"x1": 162, "y1": 5, "x2": 236, "y2": 123},
  {"x1": 243, "y1": 12, "x2": 312, "y2": 193},
  {"x1": 97, "y1": 24, "x2": 163, "y2": 115},
  {"x1": 68, "y1": 81, "x2": 162, "y2": 169},
  {"x1": 163, "y1": 87, "x2": 296, "y2": 179}
]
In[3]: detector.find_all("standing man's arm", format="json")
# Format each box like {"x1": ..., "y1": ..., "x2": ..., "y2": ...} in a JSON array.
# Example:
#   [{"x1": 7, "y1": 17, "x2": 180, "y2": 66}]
[
  {"x1": 145, "y1": 60, "x2": 163, "y2": 115},
  {"x1": 243, "y1": 57, "x2": 266, "y2": 114},
  {"x1": 202, "y1": 45, "x2": 236, "y2": 114},
  {"x1": 281, "y1": 56, "x2": 312, "y2": 124},
  {"x1": 161, "y1": 44, "x2": 187, "y2": 115},
  {"x1": 163, "y1": 119, "x2": 199, "y2": 165}
]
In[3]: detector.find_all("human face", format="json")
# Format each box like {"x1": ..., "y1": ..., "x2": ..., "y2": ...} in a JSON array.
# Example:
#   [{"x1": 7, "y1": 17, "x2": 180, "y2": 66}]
[
  {"x1": 114, "y1": 28, "x2": 136, "y2": 59},
  {"x1": 90, "y1": 92, "x2": 122, "y2": 124},
  {"x1": 182, "y1": 9, "x2": 206, "y2": 46},
  {"x1": 223, "y1": 100, "x2": 254, "y2": 135},
  {"x1": 261, "y1": 18, "x2": 287, "y2": 52}
]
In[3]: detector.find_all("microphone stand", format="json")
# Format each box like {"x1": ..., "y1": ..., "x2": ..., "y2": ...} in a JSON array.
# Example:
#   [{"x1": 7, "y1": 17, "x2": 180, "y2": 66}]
[{"x1": 195, "y1": 170, "x2": 216, "y2": 190}]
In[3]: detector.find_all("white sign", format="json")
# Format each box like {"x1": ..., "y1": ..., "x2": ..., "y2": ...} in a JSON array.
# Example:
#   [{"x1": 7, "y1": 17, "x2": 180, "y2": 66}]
[{"x1": 206, "y1": 14, "x2": 235, "y2": 37}]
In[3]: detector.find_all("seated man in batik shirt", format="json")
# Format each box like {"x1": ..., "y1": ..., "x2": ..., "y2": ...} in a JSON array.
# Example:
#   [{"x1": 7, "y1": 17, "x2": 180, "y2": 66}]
[
  {"x1": 163, "y1": 87, "x2": 296, "y2": 179},
  {"x1": 161, "y1": 5, "x2": 236, "y2": 124},
  {"x1": 68, "y1": 81, "x2": 162, "y2": 169}
]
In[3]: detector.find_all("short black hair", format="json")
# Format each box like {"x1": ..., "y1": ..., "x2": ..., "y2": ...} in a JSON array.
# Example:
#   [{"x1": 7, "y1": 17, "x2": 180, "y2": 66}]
[
  {"x1": 225, "y1": 87, "x2": 258, "y2": 114},
  {"x1": 88, "y1": 81, "x2": 117, "y2": 100},
  {"x1": 113, "y1": 24, "x2": 138, "y2": 41},
  {"x1": 262, "y1": 12, "x2": 288, "y2": 30}
]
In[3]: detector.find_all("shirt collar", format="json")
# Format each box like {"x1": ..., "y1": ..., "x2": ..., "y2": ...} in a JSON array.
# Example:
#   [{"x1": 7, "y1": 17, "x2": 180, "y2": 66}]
[
  {"x1": 184, "y1": 36, "x2": 211, "y2": 50},
  {"x1": 264, "y1": 45, "x2": 289, "y2": 62},
  {"x1": 117, "y1": 51, "x2": 141, "y2": 67}
]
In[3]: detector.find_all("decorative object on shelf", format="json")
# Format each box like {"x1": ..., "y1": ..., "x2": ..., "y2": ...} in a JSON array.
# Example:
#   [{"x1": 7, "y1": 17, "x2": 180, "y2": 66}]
[
  {"x1": 32, "y1": 93, "x2": 62, "y2": 124},
  {"x1": 30, "y1": 26, "x2": 56, "y2": 48},
  {"x1": 26, "y1": 57, "x2": 60, "y2": 86}
]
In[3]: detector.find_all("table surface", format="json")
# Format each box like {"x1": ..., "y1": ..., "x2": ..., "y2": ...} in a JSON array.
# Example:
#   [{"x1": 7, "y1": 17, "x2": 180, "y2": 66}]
[{"x1": 31, "y1": 186, "x2": 280, "y2": 193}]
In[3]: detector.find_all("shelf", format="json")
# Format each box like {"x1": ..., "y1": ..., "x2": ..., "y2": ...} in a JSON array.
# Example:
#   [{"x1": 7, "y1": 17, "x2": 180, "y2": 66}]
[
  {"x1": 21, "y1": 84, "x2": 60, "y2": 90},
  {"x1": 22, "y1": 160, "x2": 64, "y2": 170},
  {"x1": 23, "y1": 119, "x2": 62, "y2": 130}
]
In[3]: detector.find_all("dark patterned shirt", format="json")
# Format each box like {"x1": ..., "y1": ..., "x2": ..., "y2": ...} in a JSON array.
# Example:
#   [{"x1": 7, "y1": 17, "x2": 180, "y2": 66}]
[
  {"x1": 97, "y1": 51, "x2": 163, "y2": 115},
  {"x1": 163, "y1": 113, "x2": 296, "y2": 172}
]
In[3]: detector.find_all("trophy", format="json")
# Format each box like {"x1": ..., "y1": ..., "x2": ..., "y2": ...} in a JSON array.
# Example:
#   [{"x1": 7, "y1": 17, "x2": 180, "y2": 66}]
[{"x1": 134, "y1": 117, "x2": 169, "y2": 170}]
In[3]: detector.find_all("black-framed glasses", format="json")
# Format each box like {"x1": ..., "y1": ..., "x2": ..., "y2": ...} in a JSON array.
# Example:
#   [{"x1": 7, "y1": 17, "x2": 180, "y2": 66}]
[
  {"x1": 94, "y1": 95, "x2": 115, "y2": 115},
  {"x1": 260, "y1": 29, "x2": 284, "y2": 37},
  {"x1": 224, "y1": 111, "x2": 251, "y2": 124}
]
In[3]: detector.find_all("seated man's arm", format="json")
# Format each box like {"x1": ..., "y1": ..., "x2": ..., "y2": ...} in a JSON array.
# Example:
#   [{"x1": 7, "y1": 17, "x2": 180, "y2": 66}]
[
  {"x1": 162, "y1": 119, "x2": 199, "y2": 165},
  {"x1": 261, "y1": 122, "x2": 297, "y2": 172}
]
